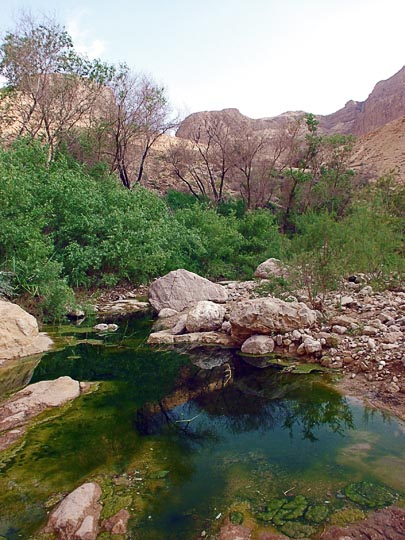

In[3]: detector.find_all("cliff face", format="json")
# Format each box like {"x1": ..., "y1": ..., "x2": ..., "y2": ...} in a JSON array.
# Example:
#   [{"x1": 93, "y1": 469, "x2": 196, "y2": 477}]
[{"x1": 320, "y1": 66, "x2": 405, "y2": 135}]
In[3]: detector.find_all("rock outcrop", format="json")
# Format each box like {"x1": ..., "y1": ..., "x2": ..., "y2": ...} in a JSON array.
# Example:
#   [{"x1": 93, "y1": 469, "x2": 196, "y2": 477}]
[
  {"x1": 230, "y1": 297, "x2": 318, "y2": 341},
  {"x1": 0, "y1": 376, "x2": 82, "y2": 450},
  {"x1": 45, "y1": 482, "x2": 102, "y2": 540},
  {"x1": 148, "y1": 269, "x2": 228, "y2": 312},
  {"x1": 0, "y1": 300, "x2": 53, "y2": 361}
]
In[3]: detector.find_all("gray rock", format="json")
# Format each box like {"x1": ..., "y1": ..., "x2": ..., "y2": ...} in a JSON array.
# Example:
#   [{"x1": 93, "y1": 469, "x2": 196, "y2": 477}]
[
  {"x1": 241, "y1": 335, "x2": 275, "y2": 355},
  {"x1": 254, "y1": 258, "x2": 289, "y2": 279},
  {"x1": 230, "y1": 297, "x2": 317, "y2": 341},
  {"x1": 186, "y1": 301, "x2": 226, "y2": 332},
  {"x1": 148, "y1": 269, "x2": 228, "y2": 312},
  {"x1": 303, "y1": 337, "x2": 322, "y2": 354}
]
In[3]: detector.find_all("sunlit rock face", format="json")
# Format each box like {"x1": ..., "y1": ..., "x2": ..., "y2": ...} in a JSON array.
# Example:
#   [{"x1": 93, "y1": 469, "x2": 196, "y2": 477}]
[
  {"x1": 148, "y1": 269, "x2": 228, "y2": 312},
  {"x1": 0, "y1": 300, "x2": 53, "y2": 361}
]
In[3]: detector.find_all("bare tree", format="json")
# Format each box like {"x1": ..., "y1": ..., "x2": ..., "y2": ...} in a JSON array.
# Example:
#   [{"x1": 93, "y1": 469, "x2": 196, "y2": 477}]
[
  {"x1": 167, "y1": 114, "x2": 236, "y2": 204},
  {"x1": 0, "y1": 14, "x2": 113, "y2": 161}
]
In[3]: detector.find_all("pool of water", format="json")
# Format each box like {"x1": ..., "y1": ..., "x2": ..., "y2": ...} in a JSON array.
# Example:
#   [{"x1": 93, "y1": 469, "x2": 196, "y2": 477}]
[{"x1": 0, "y1": 314, "x2": 404, "y2": 540}]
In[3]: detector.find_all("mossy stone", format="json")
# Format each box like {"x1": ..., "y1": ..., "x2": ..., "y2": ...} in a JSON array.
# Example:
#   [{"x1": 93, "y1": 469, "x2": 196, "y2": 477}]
[
  {"x1": 273, "y1": 495, "x2": 308, "y2": 525},
  {"x1": 344, "y1": 481, "x2": 397, "y2": 508}
]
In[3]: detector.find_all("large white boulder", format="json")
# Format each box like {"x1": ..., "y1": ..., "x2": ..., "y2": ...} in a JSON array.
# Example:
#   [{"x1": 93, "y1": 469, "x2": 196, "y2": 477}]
[
  {"x1": 148, "y1": 269, "x2": 228, "y2": 312},
  {"x1": 0, "y1": 300, "x2": 53, "y2": 361},
  {"x1": 230, "y1": 297, "x2": 317, "y2": 341},
  {"x1": 45, "y1": 482, "x2": 102, "y2": 540},
  {"x1": 186, "y1": 301, "x2": 226, "y2": 332}
]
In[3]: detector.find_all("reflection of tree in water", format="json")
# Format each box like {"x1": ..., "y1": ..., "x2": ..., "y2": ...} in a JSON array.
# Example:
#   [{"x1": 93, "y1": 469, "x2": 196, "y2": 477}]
[{"x1": 135, "y1": 361, "x2": 354, "y2": 443}]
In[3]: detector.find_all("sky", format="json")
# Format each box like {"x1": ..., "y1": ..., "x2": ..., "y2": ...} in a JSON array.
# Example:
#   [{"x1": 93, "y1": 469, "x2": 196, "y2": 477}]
[{"x1": 1, "y1": 0, "x2": 404, "y2": 119}]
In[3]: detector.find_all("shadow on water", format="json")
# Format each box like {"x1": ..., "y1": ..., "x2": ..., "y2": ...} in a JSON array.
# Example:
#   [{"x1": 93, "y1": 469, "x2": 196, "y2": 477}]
[{"x1": 0, "y1": 315, "x2": 404, "y2": 540}]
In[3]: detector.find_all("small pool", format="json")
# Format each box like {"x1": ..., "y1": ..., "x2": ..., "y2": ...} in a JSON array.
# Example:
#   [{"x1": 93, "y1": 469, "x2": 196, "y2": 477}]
[{"x1": 0, "y1": 314, "x2": 404, "y2": 539}]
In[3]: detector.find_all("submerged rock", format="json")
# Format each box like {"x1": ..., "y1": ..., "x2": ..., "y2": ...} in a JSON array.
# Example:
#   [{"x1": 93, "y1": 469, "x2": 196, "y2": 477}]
[
  {"x1": 45, "y1": 482, "x2": 102, "y2": 540},
  {"x1": 0, "y1": 376, "x2": 82, "y2": 450},
  {"x1": 102, "y1": 508, "x2": 130, "y2": 534},
  {"x1": 219, "y1": 523, "x2": 252, "y2": 540},
  {"x1": 148, "y1": 269, "x2": 228, "y2": 312},
  {"x1": 0, "y1": 300, "x2": 53, "y2": 361}
]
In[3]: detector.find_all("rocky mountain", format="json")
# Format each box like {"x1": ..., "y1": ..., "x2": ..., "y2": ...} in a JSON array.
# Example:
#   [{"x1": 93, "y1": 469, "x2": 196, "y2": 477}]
[
  {"x1": 175, "y1": 66, "x2": 405, "y2": 183},
  {"x1": 177, "y1": 66, "x2": 405, "y2": 139}
]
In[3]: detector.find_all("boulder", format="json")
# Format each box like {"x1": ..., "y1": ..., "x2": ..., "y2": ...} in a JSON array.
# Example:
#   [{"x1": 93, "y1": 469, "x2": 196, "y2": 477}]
[
  {"x1": 0, "y1": 300, "x2": 53, "y2": 361},
  {"x1": 45, "y1": 482, "x2": 102, "y2": 540},
  {"x1": 186, "y1": 301, "x2": 226, "y2": 332},
  {"x1": 254, "y1": 258, "x2": 289, "y2": 279},
  {"x1": 148, "y1": 269, "x2": 228, "y2": 312},
  {"x1": 230, "y1": 298, "x2": 317, "y2": 341},
  {"x1": 241, "y1": 335, "x2": 275, "y2": 355},
  {"x1": 0, "y1": 376, "x2": 81, "y2": 438}
]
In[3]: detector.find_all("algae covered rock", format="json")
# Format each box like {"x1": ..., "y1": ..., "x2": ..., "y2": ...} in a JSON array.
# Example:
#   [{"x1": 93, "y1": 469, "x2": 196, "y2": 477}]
[
  {"x1": 272, "y1": 495, "x2": 308, "y2": 525},
  {"x1": 344, "y1": 481, "x2": 397, "y2": 508}
]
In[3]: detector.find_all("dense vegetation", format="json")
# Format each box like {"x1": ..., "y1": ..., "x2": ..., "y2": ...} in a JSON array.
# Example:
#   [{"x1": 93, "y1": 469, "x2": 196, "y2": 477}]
[{"x1": 0, "y1": 138, "x2": 403, "y2": 320}]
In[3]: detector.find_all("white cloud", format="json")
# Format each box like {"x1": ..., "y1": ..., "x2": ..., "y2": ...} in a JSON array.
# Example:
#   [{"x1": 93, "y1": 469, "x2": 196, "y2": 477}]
[{"x1": 66, "y1": 10, "x2": 106, "y2": 59}]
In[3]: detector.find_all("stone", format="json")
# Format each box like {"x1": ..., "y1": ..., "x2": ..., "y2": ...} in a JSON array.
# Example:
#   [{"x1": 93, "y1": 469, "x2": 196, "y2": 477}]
[
  {"x1": 0, "y1": 300, "x2": 53, "y2": 361},
  {"x1": 148, "y1": 269, "x2": 228, "y2": 312},
  {"x1": 230, "y1": 298, "x2": 317, "y2": 341},
  {"x1": 383, "y1": 332, "x2": 402, "y2": 344},
  {"x1": 186, "y1": 301, "x2": 226, "y2": 332},
  {"x1": 102, "y1": 509, "x2": 130, "y2": 535},
  {"x1": 171, "y1": 315, "x2": 187, "y2": 335},
  {"x1": 363, "y1": 325, "x2": 379, "y2": 336},
  {"x1": 303, "y1": 337, "x2": 322, "y2": 354},
  {"x1": 332, "y1": 325, "x2": 347, "y2": 335},
  {"x1": 45, "y1": 482, "x2": 102, "y2": 540},
  {"x1": 359, "y1": 285, "x2": 373, "y2": 296},
  {"x1": 93, "y1": 323, "x2": 118, "y2": 332},
  {"x1": 241, "y1": 335, "x2": 275, "y2": 355},
  {"x1": 254, "y1": 258, "x2": 289, "y2": 279},
  {"x1": 97, "y1": 299, "x2": 150, "y2": 316}
]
